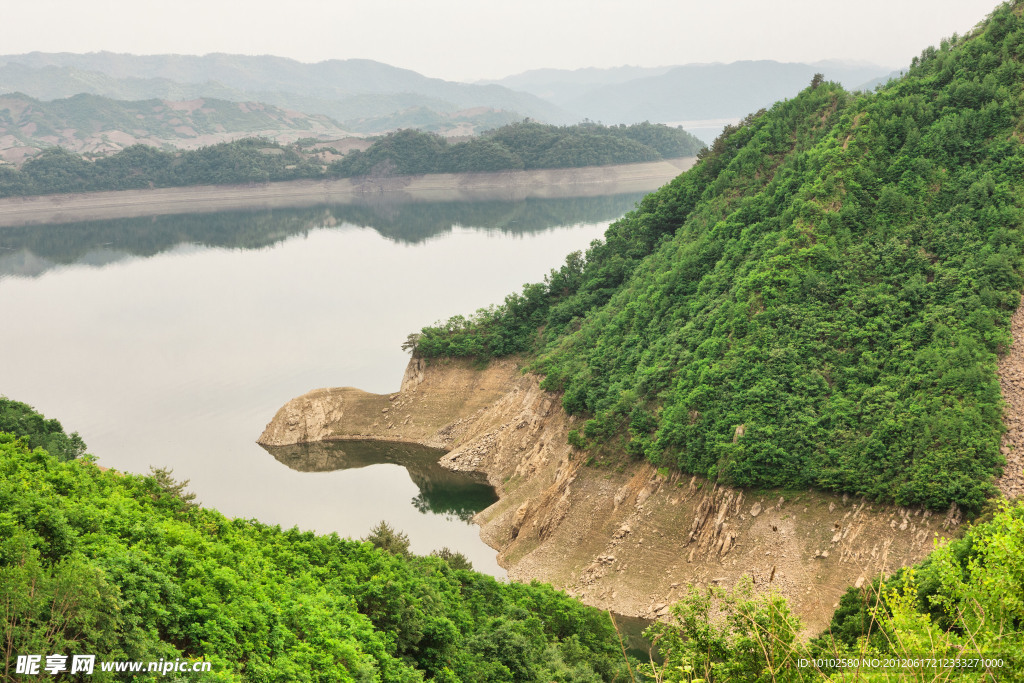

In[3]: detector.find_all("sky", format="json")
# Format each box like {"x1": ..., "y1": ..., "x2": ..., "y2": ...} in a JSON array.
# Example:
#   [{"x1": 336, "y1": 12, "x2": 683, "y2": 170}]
[{"x1": 5, "y1": 0, "x2": 1004, "y2": 82}]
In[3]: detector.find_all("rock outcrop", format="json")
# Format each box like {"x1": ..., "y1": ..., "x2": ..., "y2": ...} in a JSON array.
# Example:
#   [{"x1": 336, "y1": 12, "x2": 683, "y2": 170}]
[
  {"x1": 258, "y1": 357, "x2": 522, "y2": 448},
  {"x1": 997, "y1": 304, "x2": 1024, "y2": 500},
  {"x1": 260, "y1": 356, "x2": 959, "y2": 633}
]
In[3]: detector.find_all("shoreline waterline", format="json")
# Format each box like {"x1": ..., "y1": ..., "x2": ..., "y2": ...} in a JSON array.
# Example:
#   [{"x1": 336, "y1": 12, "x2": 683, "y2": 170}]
[{"x1": 0, "y1": 157, "x2": 696, "y2": 228}]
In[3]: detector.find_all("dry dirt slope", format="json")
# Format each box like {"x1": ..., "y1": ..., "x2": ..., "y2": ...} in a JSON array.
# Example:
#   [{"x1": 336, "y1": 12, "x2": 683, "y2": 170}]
[
  {"x1": 997, "y1": 303, "x2": 1024, "y2": 499},
  {"x1": 260, "y1": 356, "x2": 965, "y2": 634}
]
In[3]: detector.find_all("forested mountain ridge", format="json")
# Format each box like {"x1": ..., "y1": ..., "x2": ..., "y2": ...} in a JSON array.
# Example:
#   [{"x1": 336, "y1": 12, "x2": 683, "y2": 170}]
[
  {"x1": 0, "y1": 122, "x2": 702, "y2": 198},
  {"x1": 413, "y1": 2, "x2": 1024, "y2": 512},
  {"x1": 330, "y1": 122, "x2": 703, "y2": 177}
]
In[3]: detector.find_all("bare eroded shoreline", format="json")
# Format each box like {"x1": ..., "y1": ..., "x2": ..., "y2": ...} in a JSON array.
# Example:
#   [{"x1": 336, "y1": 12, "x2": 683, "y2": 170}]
[{"x1": 0, "y1": 157, "x2": 696, "y2": 228}]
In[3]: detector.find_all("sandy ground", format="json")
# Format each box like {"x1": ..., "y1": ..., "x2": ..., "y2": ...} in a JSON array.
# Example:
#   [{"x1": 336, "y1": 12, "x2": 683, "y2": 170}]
[{"x1": 0, "y1": 157, "x2": 696, "y2": 228}]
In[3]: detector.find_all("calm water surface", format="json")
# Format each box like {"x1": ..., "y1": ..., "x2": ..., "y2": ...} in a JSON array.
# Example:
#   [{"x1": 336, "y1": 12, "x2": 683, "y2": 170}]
[{"x1": 0, "y1": 195, "x2": 643, "y2": 576}]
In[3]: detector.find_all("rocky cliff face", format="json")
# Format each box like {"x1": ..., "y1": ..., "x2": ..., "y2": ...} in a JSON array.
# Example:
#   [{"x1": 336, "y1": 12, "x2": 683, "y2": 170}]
[
  {"x1": 261, "y1": 357, "x2": 957, "y2": 633},
  {"x1": 998, "y1": 305, "x2": 1024, "y2": 500}
]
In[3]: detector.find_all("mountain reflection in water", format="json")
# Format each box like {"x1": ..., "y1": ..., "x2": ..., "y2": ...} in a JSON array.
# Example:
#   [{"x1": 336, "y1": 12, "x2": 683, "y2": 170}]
[
  {"x1": 262, "y1": 440, "x2": 497, "y2": 523},
  {"x1": 0, "y1": 193, "x2": 645, "y2": 279},
  {"x1": 0, "y1": 192, "x2": 637, "y2": 579}
]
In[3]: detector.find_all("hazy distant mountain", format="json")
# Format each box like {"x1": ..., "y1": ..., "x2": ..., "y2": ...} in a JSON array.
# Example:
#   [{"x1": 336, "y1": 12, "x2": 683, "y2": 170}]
[
  {"x1": 481, "y1": 66, "x2": 676, "y2": 105},
  {"x1": 0, "y1": 62, "x2": 248, "y2": 102},
  {"x1": 567, "y1": 60, "x2": 892, "y2": 125},
  {"x1": 0, "y1": 52, "x2": 896, "y2": 161},
  {"x1": 0, "y1": 53, "x2": 568, "y2": 124},
  {"x1": 0, "y1": 92, "x2": 354, "y2": 163},
  {"x1": 0, "y1": 63, "x2": 522, "y2": 137},
  {"x1": 491, "y1": 60, "x2": 893, "y2": 128}
]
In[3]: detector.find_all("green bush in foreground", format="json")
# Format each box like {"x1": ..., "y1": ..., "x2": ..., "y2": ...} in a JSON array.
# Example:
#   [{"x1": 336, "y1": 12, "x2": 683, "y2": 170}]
[{"x1": 0, "y1": 434, "x2": 625, "y2": 682}]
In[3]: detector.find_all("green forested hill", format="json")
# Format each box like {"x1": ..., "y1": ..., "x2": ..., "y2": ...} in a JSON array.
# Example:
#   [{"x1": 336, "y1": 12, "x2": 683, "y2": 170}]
[
  {"x1": 0, "y1": 400, "x2": 625, "y2": 681},
  {"x1": 0, "y1": 121, "x2": 701, "y2": 198},
  {"x1": 0, "y1": 435, "x2": 626, "y2": 682},
  {"x1": 414, "y1": 2, "x2": 1024, "y2": 511},
  {"x1": 330, "y1": 122, "x2": 703, "y2": 177}
]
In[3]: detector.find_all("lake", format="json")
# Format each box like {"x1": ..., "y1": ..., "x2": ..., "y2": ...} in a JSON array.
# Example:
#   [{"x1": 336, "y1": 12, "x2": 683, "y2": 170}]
[{"x1": 0, "y1": 194, "x2": 643, "y2": 576}]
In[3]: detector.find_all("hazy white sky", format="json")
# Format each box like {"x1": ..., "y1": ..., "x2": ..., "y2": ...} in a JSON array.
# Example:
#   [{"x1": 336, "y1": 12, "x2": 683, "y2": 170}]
[{"x1": 7, "y1": 0, "x2": 1003, "y2": 81}]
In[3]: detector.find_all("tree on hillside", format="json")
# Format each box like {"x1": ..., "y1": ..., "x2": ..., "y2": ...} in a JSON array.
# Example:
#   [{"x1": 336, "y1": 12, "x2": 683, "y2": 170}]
[{"x1": 363, "y1": 520, "x2": 411, "y2": 557}]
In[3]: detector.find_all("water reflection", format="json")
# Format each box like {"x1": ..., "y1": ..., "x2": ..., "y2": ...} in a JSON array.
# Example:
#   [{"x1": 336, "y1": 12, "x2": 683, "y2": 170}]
[
  {"x1": 0, "y1": 193, "x2": 631, "y2": 578},
  {"x1": 263, "y1": 440, "x2": 497, "y2": 522},
  {"x1": 0, "y1": 193, "x2": 645, "y2": 279}
]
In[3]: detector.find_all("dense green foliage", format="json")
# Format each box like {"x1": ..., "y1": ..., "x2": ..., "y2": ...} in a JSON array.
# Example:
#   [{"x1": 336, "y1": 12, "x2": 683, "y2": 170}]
[
  {"x1": 363, "y1": 520, "x2": 413, "y2": 558},
  {"x1": 413, "y1": 2, "x2": 1024, "y2": 511},
  {"x1": 0, "y1": 435, "x2": 626, "y2": 682},
  {"x1": 0, "y1": 138, "x2": 323, "y2": 197},
  {"x1": 640, "y1": 578, "x2": 806, "y2": 682},
  {"x1": 0, "y1": 122, "x2": 701, "y2": 199},
  {"x1": 330, "y1": 122, "x2": 702, "y2": 177},
  {"x1": 0, "y1": 397, "x2": 85, "y2": 462}
]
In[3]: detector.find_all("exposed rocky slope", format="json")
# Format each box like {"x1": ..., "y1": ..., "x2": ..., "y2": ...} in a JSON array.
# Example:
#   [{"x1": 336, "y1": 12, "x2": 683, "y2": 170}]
[
  {"x1": 998, "y1": 303, "x2": 1024, "y2": 500},
  {"x1": 260, "y1": 357, "x2": 957, "y2": 633}
]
